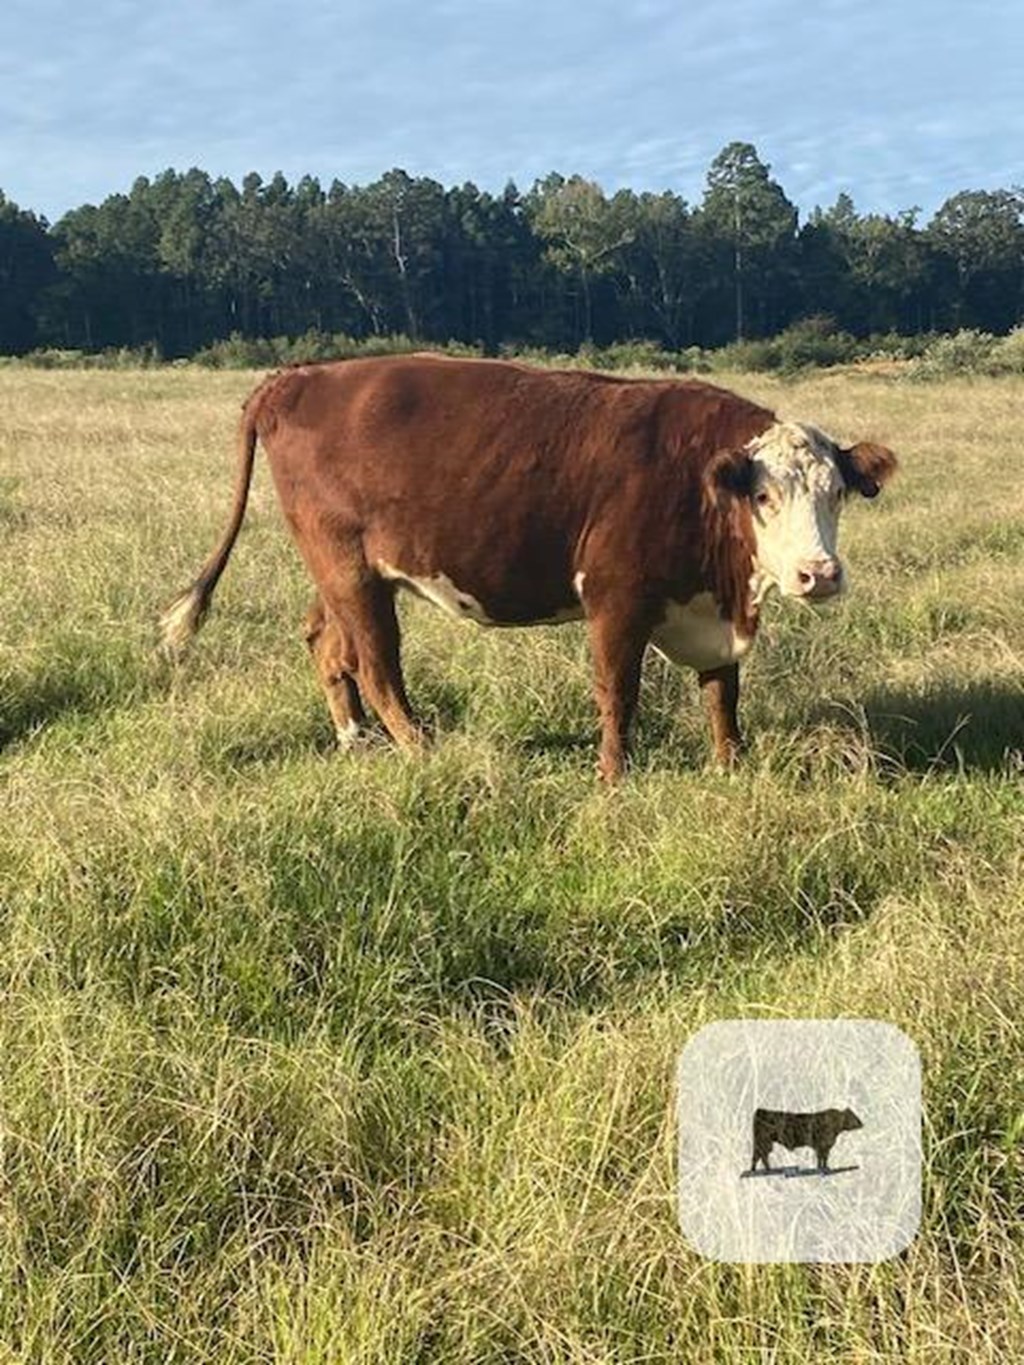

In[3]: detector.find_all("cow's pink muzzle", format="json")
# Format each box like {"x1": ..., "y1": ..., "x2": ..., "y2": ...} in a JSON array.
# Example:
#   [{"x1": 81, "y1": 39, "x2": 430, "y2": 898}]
[{"x1": 796, "y1": 558, "x2": 843, "y2": 601}]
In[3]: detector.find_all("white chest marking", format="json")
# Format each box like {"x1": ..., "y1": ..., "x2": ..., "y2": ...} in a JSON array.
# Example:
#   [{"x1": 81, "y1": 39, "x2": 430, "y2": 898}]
[{"x1": 650, "y1": 592, "x2": 754, "y2": 670}]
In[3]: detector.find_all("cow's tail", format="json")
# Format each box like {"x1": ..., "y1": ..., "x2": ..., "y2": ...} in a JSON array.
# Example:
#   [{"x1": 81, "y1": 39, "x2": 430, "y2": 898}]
[{"x1": 159, "y1": 399, "x2": 260, "y2": 653}]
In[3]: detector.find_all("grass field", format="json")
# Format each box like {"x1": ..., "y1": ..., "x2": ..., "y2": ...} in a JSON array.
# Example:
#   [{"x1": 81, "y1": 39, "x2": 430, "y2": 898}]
[{"x1": 0, "y1": 364, "x2": 1022, "y2": 1362}]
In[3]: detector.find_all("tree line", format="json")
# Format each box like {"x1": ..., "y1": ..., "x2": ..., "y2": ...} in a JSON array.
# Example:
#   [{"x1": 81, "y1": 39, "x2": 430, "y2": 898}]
[{"x1": 2, "y1": 142, "x2": 1023, "y2": 359}]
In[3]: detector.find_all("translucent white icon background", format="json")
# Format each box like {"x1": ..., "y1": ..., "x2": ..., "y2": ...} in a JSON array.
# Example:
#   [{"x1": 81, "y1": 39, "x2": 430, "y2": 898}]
[{"x1": 677, "y1": 1019, "x2": 921, "y2": 1263}]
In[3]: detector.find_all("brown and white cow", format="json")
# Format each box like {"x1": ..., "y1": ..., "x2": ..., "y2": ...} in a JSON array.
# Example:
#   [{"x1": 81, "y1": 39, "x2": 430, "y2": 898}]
[{"x1": 160, "y1": 354, "x2": 896, "y2": 779}]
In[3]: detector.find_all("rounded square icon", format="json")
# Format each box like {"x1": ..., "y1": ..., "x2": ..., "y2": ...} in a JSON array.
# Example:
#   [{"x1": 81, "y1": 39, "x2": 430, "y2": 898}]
[{"x1": 677, "y1": 1019, "x2": 921, "y2": 1263}]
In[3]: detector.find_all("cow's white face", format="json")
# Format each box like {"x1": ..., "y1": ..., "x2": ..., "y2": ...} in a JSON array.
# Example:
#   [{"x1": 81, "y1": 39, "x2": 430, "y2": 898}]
[
  {"x1": 747, "y1": 422, "x2": 848, "y2": 604},
  {"x1": 704, "y1": 420, "x2": 897, "y2": 608}
]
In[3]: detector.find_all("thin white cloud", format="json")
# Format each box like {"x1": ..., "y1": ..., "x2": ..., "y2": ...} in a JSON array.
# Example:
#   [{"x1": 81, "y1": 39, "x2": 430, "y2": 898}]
[{"x1": 1, "y1": 0, "x2": 1022, "y2": 220}]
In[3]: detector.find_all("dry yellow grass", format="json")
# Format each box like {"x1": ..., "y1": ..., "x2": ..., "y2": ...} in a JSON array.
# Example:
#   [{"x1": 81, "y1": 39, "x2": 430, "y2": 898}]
[{"x1": 0, "y1": 364, "x2": 1021, "y2": 1361}]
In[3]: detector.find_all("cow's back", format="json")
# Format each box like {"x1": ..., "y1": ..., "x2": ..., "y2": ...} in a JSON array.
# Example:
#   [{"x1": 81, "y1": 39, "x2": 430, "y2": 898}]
[{"x1": 252, "y1": 352, "x2": 660, "y2": 502}]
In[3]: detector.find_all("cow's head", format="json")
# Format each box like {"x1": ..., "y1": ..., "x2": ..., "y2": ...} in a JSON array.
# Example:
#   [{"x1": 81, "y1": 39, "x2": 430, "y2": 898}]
[
  {"x1": 706, "y1": 422, "x2": 897, "y2": 604},
  {"x1": 841, "y1": 1107, "x2": 864, "y2": 1132}
]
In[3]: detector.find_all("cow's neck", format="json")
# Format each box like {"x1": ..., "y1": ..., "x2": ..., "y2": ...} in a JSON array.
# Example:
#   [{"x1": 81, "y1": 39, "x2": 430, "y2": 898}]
[{"x1": 699, "y1": 498, "x2": 759, "y2": 639}]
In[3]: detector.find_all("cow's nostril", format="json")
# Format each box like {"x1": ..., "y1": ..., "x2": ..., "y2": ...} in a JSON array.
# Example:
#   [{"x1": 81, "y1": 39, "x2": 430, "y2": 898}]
[
  {"x1": 796, "y1": 561, "x2": 844, "y2": 599},
  {"x1": 798, "y1": 561, "x2": 842, "y2": 593}
]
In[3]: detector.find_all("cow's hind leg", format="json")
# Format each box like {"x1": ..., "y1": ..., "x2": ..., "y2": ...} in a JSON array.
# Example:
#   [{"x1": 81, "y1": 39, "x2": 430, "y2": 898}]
[
  {"x1": 303, "y1": 596, "x2": 367, "y2": 748},
  {"x1": 321, "y1": 574, "x2": 426, "y2": 752}
]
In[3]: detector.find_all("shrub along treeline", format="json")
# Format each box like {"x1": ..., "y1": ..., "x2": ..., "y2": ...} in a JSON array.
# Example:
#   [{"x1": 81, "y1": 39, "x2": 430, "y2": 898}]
[
  {"x1": 3, "y1": 141, "x2": 1024, "y2": 359},
  {"x1": 9, "y1": 322, "x2": 1024, "y2": 380}
]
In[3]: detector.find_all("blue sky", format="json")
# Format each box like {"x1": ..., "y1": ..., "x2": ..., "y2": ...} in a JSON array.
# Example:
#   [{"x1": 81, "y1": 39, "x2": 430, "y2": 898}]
[{"x1": 2, "y1": 0, "x2": 1022, "y2": 225}]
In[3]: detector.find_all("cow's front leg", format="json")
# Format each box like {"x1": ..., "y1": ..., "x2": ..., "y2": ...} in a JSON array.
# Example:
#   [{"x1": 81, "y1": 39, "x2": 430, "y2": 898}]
[
  {"x1": 698, "y1": 663, "x2": 743, "y2": 768},
  {"x1": 585, "y1": 600, "x2": 652, "y2": 783}
]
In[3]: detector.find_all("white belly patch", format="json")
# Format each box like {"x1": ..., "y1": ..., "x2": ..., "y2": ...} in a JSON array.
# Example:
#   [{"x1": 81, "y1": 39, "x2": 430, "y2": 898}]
[
  {"x1": 378, "y1": 561, "x2": 494, "y2": 623},
  {"x1": 651, "y1": 592, "x2": 754, "y2": 670},
  {"x1": 376, "y1": 561, "x2": 582, "y2": 628}
]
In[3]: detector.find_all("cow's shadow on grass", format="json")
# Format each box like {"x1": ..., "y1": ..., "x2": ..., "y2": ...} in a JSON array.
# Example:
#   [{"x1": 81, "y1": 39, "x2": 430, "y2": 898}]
[
  {"x1": 413, "y1": 679, "x2": 473, "y2": 735},
  {"x1": 213, "y1": 718, "x2": 340, "y2": 768},
  {"x1": 516, "y1": 695, "x2": 697, "y2": 767},
  {"x1": 519, "y1": 731, "x2": 594, "y2": 757},
  {"x1": 0, "y1": 677, "x2": 83, "y2": 748},
  {"x1": 213, "y1": 679, "x2": 475, "y2": 769},
  {"x1": 854, "y1": 681, "x2": 1024, "y2": 775},
  {"x1": 0, "y1": 668, "x2": 139, "y2": 750}
]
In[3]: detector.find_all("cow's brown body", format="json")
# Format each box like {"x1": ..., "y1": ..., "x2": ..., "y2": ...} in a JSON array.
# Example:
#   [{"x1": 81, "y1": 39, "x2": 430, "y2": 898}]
[
  {"x1": 750, "y1": 1106, "x2": 864, "y2": 1173},
  {"x1": 160, "y1": 354, "x2": 895, "y2": 777}
]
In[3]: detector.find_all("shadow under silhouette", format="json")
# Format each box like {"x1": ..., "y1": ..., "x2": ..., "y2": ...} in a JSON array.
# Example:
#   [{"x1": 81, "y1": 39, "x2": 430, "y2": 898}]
[{"x1": 741, "y1": 1164, "x2": 860, "y2": 1180}]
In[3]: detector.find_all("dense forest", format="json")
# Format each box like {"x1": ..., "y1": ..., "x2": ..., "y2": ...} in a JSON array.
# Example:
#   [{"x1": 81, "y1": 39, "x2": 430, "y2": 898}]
[{"x1": 2, "y1": 142, "x2": 1023, "y2": 358}]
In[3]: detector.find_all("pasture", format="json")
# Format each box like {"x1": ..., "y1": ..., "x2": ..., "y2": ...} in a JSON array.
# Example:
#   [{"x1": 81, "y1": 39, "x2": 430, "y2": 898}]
[{"x1": 0, "y1": 364, "x2": 1021, "y2": 1361}]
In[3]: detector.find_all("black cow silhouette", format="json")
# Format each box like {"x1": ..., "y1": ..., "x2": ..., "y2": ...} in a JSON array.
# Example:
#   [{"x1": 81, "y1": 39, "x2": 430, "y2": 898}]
[{"x1": 750, "y1": 1106, "x2": 863, "y2": 1173}]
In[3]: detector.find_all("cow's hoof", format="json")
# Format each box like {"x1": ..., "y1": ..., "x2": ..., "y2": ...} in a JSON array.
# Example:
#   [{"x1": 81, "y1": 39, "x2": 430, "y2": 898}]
[
  {"x1": 334, "y1": 720, "x2": 364, "y2": 751},
  {"x1": 714, "y1": 742, "x2": 745, "y2": 770},
  {"x1": 597, "y1": 758, "x2": 626, "y2": 784}
]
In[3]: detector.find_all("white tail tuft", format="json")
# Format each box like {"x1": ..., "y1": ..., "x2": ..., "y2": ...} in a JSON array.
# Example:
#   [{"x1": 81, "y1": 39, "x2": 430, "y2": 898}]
[{"x1": 158, "y1": 585, "x2": 208, "y2": 654}]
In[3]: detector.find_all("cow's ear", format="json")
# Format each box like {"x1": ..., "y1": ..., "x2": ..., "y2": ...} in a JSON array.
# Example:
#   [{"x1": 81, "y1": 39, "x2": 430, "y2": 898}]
[
  {"x1": 837, "y1": 441, "x2": 898, "y2": 499},
  {"x1": 704, "y1": 446, "x2": 753, "y2": 502}
]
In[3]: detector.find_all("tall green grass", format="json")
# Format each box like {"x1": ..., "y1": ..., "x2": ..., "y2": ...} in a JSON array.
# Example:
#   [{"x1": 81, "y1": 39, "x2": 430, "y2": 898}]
[{"x1": 0, "y1": 367, "x2": 1021, "y2": 1360}]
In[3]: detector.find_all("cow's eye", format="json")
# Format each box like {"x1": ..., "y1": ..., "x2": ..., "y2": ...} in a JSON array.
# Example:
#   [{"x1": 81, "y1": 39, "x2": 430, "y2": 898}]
[{"x1": 755, "y1": 490, "x2": 772, "y2": 508}]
